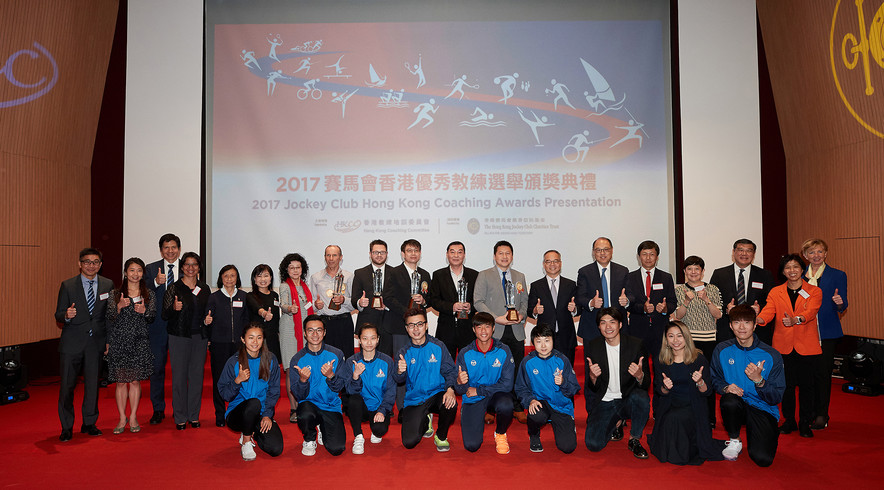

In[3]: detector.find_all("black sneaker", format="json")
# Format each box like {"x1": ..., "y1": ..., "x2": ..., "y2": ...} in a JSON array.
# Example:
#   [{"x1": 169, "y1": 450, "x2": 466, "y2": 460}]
[
  {"x1": 627, "y1": 438, "x2": 648, "y2": 459},
  {"x1": 529, "y1": 434, "x2": 543, "y2": 453}
]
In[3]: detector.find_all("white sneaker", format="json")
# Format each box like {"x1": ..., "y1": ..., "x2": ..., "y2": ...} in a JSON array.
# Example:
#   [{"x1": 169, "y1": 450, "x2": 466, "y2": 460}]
[
  {"x1": 241, "y1": 440, "x2": 256, "y2": 461},
  {"x1": 317, "y1": 427, "x2": 324, "y2": 446},
  {"x1": 352, "y1": 434, "x2": 365, "y2": 454},
  {"x1": 302, "y1": 440, "x2": 317, "y2": 456},
  {"x1": 722, "y1": 438, "x2": 743, "y2": 461},
  {"x1": 423, "y1": 414, "x2": 435, "y2": 438},
  {"x1": 238, "y1": 434, "x2": 243, "y2": 445},
  {"x1": 370, "y1": 433, "x2": 383, "y2": 444}
]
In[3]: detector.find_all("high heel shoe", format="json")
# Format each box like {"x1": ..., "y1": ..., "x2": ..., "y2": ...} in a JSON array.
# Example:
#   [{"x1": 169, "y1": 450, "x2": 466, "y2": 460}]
[
  {"x1": 130, "y1": 420, "x2": 141, "y2": 433},
  {"x1": 113, "y1": 422, "x2": 126, "y2": 435}
]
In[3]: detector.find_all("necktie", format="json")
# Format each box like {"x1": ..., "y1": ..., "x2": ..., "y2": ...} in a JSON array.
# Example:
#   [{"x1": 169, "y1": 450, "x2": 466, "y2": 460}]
[
  {"x1": 501, "y1": 271, "x2": 508, "y2": 294},
  {"x1": 168, "y1": 264, "x2": 175, "y2": 285},
  {"x1": 87, "y1": 280, "x2": 95, "y2": 314},
  {"x1": 550, "y1": 278, "x2": 558, "y2": 308},
  {"x1": 645, "y1": 270, "x2": 652, "y2": 298},
  {"x1": 601, "y1": 267, "x2": 609, "y2": 307},
  {"x1": 737, "y1": 268, "x2": 746, "y2": 305}
]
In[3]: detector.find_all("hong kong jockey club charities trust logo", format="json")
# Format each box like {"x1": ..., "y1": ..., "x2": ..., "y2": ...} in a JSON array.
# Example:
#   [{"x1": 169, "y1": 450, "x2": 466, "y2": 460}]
[
  {"x1": 830, "y1": 0, "x2": 884, "y2": 138},
  {"x1": 1, "y1": 42, "x2": 58, "y2": 109}
]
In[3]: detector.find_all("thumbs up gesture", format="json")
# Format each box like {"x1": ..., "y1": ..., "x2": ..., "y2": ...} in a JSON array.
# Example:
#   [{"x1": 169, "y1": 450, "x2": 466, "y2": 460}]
[
  {"x1": 691, "y1": 365, "x2": 704, "y2": 383},
  {"x1": 726, "y1": 298, "x2": 735, "y2": 313},
  {"x1": 173, "y1": 295, "x2": 183, "y2": 311},
  {"x1": 398, "y1": 354, "x2": 408, "y2": 374},
  {"x1": 591, "y1": 290, "x2": 603, "y2": 309},
  {"x1": 133, "y1": 300, "x2": 146, "y2": 314},
  {"x1": 655, "y1": 297, "x2": 667, "y2": 314},
  {"x1": 66, "y1": 303, "x2": 77, "y2": 320},
  {"x1": 321, "y1": 359, "x2": 336, "y2": 379},
  {"x1": 751, "y1": 300, "x2": 760, "y2": 315},
  {"x1": 833, "y1": 288, "x2": 844, "y2": 306},
  {"x1": 156, "y1": 267, "x2": 167, "y2": 285},
  {"x1": 618, "y1": 288, "x2": 629, "y2": 307},
  {"x1": 204, "y1": 309, "x2": 213, "y2": 325},
  {"x1": 661, "y1": 372, "x2": 673, "y2": 390},
  {"x1": 554, "y1": 368, "x2": 563, "y2": 386},
  {"x1": 533, "y1": 298, "x2": 544, "y2": 316},
  {"x1": 293, "y1": 365, "x2": 311, "y2": 382},
  {"x1": 586, "y1": 357, "x2": 601, "y2": 382},
  {"x1": 745, "y1": 359, "x2": 765, "y2": 383},
  {"x1": 235, "y1": 362, "x2": 251, "y2": 384},
  {"x1": 352, "y1": 360, "x2": 365, "y2": 380},
  {"x1": 567, "y1": 296, "x2": 576, "y2": 313},
  {"x1": 117, "y1": 295, "x2": 131, "y2": 312},
  {"x1": 628, "y1": 356, "x2": 644, "y2": 380},
  {"x1": 644, "y1": 298, "x2": 654, "y2": 314},
  {"x1": 782, "y1": 312, "x2": 795, "y2": 327},
  {"x1": 358, "y1": 291, "x2": 369, "y2": 308},
  {"x1": 457, "y1": 364, "x2": 469, "y2": 385}
]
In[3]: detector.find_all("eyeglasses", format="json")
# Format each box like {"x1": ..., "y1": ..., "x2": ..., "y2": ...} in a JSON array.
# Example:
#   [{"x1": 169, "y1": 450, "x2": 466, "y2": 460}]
[
  {"x1": 404, "y1": 248, "x2": 420, "y2": 253},
  {"x1": 735, "y1": 247, "x2": 755, "y2": 254},
  {"x1": 543, "y1": 259, "x2": 561, "y2": 265},
  {"x1": 306, "y1": 328, "x2": 324, "y2": 334},
  {"x1": 80, "y1": 260, "x2": 101, "y2": 266},
  {"x1": 371, "y1": 251, "x2": 387, "y2": 255},
  {"x1": 593, "y1": 248, "x2": 612, "y2": 253},
  {"x1": 405, "y1": 321, "x2": 426, "y2": 329}
]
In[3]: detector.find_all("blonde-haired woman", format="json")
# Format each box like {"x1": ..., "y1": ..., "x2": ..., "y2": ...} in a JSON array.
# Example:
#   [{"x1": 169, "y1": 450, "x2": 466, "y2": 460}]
[{"x1": 648, "y1": 321, "x2": 725, "y2": 465}]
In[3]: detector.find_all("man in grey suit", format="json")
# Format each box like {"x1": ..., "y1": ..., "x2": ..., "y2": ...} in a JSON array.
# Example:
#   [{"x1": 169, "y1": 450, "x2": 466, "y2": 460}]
[
  {"x1": 54, "y1": 248, "x2": 115, "y2": 441},
  {"x1": 473, "y1": 240, "x2": 529, "y2": 422}
]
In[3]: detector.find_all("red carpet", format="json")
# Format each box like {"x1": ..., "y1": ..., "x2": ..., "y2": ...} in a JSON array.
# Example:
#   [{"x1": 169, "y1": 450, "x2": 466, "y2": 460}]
[{"x1": 2, "y1": 347, "x2": 881, "y2": 488}]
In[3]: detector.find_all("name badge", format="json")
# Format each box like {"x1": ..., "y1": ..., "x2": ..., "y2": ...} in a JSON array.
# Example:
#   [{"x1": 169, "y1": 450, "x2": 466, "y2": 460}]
[
  {"x1": 132, "y1": 296, "x2": 143, "y2": 303},
  {"x1": 192, "y1": 286, "x2": 201, "y2": 295},
  {"x1": 652, "y1": 283, "x2": 663, "y2": 290},
  {"x1": 693, "y1": 284, "x2": 705, "y2": 292},
  {"x1": 273, "y1": 300, "x2": 280, "y2": 307},
  {"x1": 751, "y1": 281, "x2": 764, "y2": 289},
  {"x1": 798, "y1": 289, "x2": 810, "y2": 299},
  {"x1": 99, "y1": 292, "x2": 109, "y2": 300},
  {"x1": 232, "y1": 300, "x2": 243, "y2": 308},
  {"x1": 304, "y1": 301, "x2": 313, "y2": 310}
]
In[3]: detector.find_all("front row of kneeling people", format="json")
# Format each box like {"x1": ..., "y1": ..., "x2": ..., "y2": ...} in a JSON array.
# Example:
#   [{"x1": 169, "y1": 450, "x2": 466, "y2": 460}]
[{"x1": 222, "y1": 304, "x2": 783, "y2": 466}]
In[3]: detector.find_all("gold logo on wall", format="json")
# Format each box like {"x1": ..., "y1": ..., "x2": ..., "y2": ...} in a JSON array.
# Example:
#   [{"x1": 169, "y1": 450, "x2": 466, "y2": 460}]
[{"x1": 830, "y1": 0, "x2": 884, "y2": 138}]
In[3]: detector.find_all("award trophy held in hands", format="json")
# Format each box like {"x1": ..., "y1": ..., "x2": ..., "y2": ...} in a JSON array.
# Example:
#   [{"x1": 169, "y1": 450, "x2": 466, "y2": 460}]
[
  {"x1": 371, "y1": 268, "x2": 384, "y2": 309},
  {"x1": 505, "y1": 280, "x2": 519, "y2": 322},
  {"x1": 408, "y1": 271, "x2": 421, "y2": 309},
  {"x1": 328, "y1": 273, "x2": 344, "y2": 311},
  {"x1": 457, "y1": 278, "x2": 469, "y2": 319}
]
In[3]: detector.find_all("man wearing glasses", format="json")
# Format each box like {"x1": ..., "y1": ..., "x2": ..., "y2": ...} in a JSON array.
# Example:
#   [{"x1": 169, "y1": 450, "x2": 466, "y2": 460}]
[
  {"x1": 54, "y1": 248, "x2": 115, "y2": 442},
  {"x1": 393, "y1": 307, "x2": 458, "y2": 451},
  {"x1": 351, "y1": 239, "x2": 394, "y2": 353},
  {"x1": 576, "y1": 237, "x2": 632, "y2": 343},
  {"x1": 528, "y1": 250, "x2": 580, "y2": 365},
  {"x1": 710, "y1": 239, "x2": 774, "y2": 344}
]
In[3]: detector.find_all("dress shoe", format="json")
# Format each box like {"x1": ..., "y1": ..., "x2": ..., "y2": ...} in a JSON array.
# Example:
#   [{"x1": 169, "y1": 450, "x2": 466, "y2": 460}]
[
  {"x1": 514, "y1": 411, "x2": 528, "y2": 424},
  {"x1": 627, "y1": 438, "x2": 649, "y2": 459},
  {"x1": 215, "y1": 419, "x2": 225, "y2": 428},
  {"x1": 484, "y1": 413, "x2": 495, "y2": 425},
  {"x1": 799, "y1": 425, "x2": 814, "y2": 438},
  {"x1": 149, "y1": 411, "x2": 164, "y2": 425},
  {"x1": 176, "y1": 423, "x2": 187, "y2": 430},
  {"x1": 59, "y1": 429, "x2": 73, "y2": 442},
  {"x1": 778, "y1": 420, "x2": 798, "y2": 435},
  {"x1": 190, "y1": 421, "x2": 201, "y2": 428},
  {"x1": 80, "y1": 424, "x2": 102, "y2": 436},
  {"x1": 810, "y1": 415, "x2": 829, "y2": 430},
  {"x1": 610, "y1": 423, "x2": 624, "y2": 441}
]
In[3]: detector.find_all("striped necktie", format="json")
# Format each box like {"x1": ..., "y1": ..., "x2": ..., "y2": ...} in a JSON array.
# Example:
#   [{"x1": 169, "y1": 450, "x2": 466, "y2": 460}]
[{"x1": 87, "y1": 280, "x2": 95, "y2": 314}]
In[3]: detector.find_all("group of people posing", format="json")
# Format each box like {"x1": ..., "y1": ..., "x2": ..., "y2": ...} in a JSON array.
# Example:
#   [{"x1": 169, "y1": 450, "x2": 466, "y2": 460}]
[{"x1": 54, "y1": 234, "x2": 847, "y2": 467}]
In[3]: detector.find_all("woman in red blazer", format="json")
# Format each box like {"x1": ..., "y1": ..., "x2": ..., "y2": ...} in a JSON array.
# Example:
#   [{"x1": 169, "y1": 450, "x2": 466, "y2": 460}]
[{"x1": 756, "y1": 254, "x2": 821, "y2": 438}]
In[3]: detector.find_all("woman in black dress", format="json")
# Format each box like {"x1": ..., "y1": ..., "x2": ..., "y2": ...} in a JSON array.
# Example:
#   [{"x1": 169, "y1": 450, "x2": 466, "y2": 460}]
[
  {"x1": 106, "y1": 257, "x2": 155, "y2": 434},
  {"x1": 246, "y1": 264, "x2": 281, "y2": 366},
  {"x1": 648, "y1": 321, "x2": 725, "y2": 465}
]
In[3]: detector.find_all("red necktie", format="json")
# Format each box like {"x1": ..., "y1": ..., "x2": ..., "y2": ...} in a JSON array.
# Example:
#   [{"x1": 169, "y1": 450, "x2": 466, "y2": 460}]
[{"x1": 645, "y1": 270, "x2": 651, "y2": 298}]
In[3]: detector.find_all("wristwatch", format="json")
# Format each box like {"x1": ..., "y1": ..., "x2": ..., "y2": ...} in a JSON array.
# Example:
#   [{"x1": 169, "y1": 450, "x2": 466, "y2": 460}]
[{"x1": 754, "y1": 378, "x2": 764, "y2": 388}]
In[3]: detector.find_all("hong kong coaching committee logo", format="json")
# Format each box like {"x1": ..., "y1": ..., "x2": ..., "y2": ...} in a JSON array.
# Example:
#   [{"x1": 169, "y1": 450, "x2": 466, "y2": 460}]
[{"x1": 831, "y1": 0, "x2": 884, "y2": 138}]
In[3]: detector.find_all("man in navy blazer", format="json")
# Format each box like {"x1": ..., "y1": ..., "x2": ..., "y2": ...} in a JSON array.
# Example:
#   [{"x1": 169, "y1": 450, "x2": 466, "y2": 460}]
[
  {"x1": 625, "y1": 240, "x2": 676, "y2": 360},
  {"x1": 427, "y1": 241, "x2": 479, "y2": 360},
  {"x1": 145, "y1": 233, "x2": 180, "y2": 425},
  {"x1": 709, "y1": 239, "x2": 774, "y2": 344},
  {"x1": 350, "y1": 239, "x2": 394, "y2": 345},
  {"x1": 528, "y1": 250, "x2": 580, "y2": 365},
  {"x1": 576, "y1": 237, "x2": 632, "y2": 343},
  {"x1": 54, "y1": 248, "x2": 115, "y2": 441}
]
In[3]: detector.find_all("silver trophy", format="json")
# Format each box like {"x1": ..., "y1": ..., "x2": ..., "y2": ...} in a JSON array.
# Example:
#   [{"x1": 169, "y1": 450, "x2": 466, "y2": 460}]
[
  {"x1": 457, "y1": 278, "x2": 469, "y2": 319},
  {"x1": 505, "y1": 280, "x2": 518, "y2": 322},
  {"x1": 328, "y1": 273, "x2": 344, "y2": 311},
  {"x1": 371, "y1": 269, "x2": 384, "y2": 309},
  {"x1": 408, "y1": 270, "x2": 421, "y2": 308}
]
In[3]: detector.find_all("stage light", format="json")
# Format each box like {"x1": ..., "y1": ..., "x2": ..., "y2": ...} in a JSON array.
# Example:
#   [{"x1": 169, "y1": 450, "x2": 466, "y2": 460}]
[
  {"x1": 841, "y1": 349, "x2": 882, "y2": 397},
  {"x1": 1, "y1": 346, "x2": 29, "y2": 405}
]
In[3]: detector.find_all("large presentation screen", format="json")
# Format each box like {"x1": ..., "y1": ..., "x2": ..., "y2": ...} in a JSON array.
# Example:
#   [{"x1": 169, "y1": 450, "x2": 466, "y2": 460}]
[{"x1": 205, "y1": 0, "x2": 674, "y2": 285}]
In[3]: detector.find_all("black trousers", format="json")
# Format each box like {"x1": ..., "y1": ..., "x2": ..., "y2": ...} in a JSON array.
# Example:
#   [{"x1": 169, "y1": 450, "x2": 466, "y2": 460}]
[
  {"x1": 58, "y1": 343, "x2": 102, "y2": 430},
  {"x1": 782, "y1": 351, "x2": 819, "y2": 426},
  {"x1": 209, "y1": 341, "x2": 238, "y2": 423},
  {"x1": 720, "y1": 393, "x2": 778, "y2": 467},
  {"x1": 401, "y1": 391, "x2": 457, "y2": 449},
  {"x1": 695, "y1": 340, "x2": 718, "y2": 424},
  {"x1": 461, "y1": 391, "x2": 514, "y2": 452},
  {"x1": 814, "y1": 338, "x2": 840, "y2": 419},
  {"x1": 147, "y1": 323, "x2": 168, "y2": 412},
  {"x1": 226, "y1": 398, "x2": 283, "y2": 457},
  {"x1": 297, "y1": 401, "x2": 346, "y2": 456},
  {"x1": 346, "y1": 393, "x2": 391, "y2": 437},
  {"x1": 500, "y1": 326, "x2": 525, "y2": 411},
  {"x1": 527, "y1": 400, "x2": 577, "y2": 453},
  {"x1": 321, "y1": 314, "x2": 354, "y2": 359}
]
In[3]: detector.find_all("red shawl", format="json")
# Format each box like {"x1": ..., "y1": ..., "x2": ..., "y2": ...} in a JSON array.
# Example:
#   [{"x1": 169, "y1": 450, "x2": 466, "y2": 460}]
[{"x1": 285, "y1": 277, "x2": 314, "y2": 350}]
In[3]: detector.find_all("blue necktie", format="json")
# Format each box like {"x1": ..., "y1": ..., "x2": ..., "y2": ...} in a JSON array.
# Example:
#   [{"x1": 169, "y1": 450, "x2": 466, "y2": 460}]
[
  {"x1": 501, "y1": 271, "x2": 507, "y2": 294},
  {"x1": 87, "y1": 280, "x2": 95, "y2": 314},
  {"x1": 168, "y1": 264, "x2": 175, "y2": 285},
  {"x1": 601, "y1": 268, "x2": 609, "y2": 307}
]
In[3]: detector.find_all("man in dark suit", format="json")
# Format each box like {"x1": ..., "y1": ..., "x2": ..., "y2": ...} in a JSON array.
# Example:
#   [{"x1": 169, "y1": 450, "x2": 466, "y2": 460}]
[
  {"x1": 709, "y1": 239, "x2": 774, "y2": 344},
  {"x1": 382, "y1": 239, "x2": 432, "y2": 412},
  {"x1": 528, "y1": 250, "x2": 580, "y2": 365},
  {"x1": 576, "y1": 237, "x2": 632, "y2": 343},
  {"x1": 350, "y1": 238, "x2": 394, "y2": 348},
  {"x1": 145, "y1": 232, "x2": 180, "y2": 425},
  {"x1": 584, "y1": 307, "x2": 651, "y2": 458},
  {"x1": 625, "y1": 240, "x2": 677, "y2": 360},
  {"x1": 427, "y1": 240, "x2": 479, "y2": 360},
  {"x1": 54, "y1": 248, "x2": 115, "y2": 441}
]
